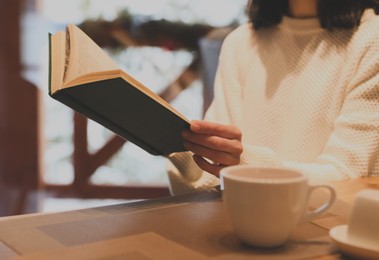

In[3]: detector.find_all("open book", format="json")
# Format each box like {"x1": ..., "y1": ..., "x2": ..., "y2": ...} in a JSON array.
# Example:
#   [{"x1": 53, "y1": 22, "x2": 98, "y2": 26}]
[{"x1": 49, "y1": 24, "x2": 190, "y2": 156}]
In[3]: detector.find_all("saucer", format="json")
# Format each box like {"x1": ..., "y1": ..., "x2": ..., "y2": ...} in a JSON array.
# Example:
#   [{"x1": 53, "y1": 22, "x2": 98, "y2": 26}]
[{"x1": 329, "y1": 225, "x2": 379, "y2": 259}]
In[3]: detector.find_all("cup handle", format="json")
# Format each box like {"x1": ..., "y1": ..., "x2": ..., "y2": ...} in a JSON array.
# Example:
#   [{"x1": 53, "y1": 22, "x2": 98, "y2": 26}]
[{"x1": 305, "y1": 184, "x2": 336, "y2": 222}]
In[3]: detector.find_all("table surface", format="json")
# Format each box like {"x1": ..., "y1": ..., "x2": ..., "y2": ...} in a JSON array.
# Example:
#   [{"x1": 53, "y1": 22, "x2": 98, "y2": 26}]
[{"x1": 0, "y1": 177, "x2": 378, "y2": 260}]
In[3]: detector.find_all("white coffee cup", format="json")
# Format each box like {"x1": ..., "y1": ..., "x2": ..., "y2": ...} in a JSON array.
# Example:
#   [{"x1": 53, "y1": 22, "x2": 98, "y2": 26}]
[{"x1": 221, "y1": 165, "x2": 336, "y2": 248}]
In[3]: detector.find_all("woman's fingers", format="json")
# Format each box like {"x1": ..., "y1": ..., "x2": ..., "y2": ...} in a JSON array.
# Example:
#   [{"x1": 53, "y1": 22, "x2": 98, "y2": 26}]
[
  {"x1": 190, "y1": 120, "x2": 242, "y2": 140},
  {"x1": 182, "y1": 130, "x2": 243, "y2": 155}
]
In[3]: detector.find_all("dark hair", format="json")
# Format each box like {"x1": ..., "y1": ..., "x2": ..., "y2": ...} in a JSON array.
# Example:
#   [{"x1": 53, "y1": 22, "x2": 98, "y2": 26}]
[{"x1": 247, "y1": 0, "x2": 379, "y2": 30}]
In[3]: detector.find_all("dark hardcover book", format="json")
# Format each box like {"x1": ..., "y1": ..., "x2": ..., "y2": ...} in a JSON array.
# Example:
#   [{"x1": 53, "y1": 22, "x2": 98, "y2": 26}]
[{"x1": 49, "y1": 24, "x2": 190, "y2": 156}]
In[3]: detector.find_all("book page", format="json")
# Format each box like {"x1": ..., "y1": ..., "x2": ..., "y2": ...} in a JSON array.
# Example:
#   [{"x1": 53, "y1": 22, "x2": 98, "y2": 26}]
[
  {"x1": 63, "y1": 24, "x2": 119, "y2": 87},
  {"x1": 50, "y1": 32, "x2": 66, "y2": 94}
]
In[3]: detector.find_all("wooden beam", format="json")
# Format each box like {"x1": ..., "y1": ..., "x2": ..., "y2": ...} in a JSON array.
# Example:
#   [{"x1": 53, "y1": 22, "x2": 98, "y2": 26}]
[{"x1": 0, "y1": 0, "x2": 42, "y2": 216}]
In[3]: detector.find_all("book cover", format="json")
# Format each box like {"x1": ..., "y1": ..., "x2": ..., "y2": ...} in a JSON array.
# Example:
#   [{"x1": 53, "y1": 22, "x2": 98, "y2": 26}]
[{"x1": 49, "y1": 24, "x2": 190, "y2": 156}]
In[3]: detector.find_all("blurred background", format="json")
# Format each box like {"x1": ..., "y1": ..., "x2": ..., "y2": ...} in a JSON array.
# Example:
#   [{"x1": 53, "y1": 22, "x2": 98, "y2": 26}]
[{"x1": 0, "y1": 0, "x2": 248, "y2": 216}]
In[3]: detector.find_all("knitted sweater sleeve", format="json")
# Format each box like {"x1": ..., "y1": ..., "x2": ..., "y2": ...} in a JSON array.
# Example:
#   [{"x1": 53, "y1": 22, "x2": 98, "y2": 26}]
[
  {"x1": 241, "y1": 36, "x2": 379, "y2": 184},
  {"x1": 307, "y1": 48, "x2": 378, "y2": 183}
]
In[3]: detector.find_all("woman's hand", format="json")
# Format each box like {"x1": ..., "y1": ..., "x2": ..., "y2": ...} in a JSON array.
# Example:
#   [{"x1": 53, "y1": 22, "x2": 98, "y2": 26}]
[{"x1": 181, "y1": 120, "x2": 243, "y2": 176}]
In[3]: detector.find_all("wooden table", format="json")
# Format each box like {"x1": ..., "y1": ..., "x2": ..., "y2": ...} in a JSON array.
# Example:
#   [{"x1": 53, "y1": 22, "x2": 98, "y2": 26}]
[{"x1": 0, "y1": 177, "x2": 378, "y2": 260}]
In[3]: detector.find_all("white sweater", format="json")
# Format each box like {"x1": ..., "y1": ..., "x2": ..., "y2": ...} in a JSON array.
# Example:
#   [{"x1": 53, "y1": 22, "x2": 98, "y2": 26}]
[{"x1": 167, "y1": 10, "x2": 379, "y2": 195}]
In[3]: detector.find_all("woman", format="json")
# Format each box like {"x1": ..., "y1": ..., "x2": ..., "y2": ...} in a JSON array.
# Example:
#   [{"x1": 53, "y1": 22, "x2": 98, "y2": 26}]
[{"x1": 166, "y1": 0, "x2": 379, "y2": 195}]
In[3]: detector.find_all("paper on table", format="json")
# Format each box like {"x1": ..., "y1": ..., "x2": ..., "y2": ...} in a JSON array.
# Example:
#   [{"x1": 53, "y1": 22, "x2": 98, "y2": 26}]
[
  {"x1": 9, "y1": 232, "x2": 208, "y2": 260},
  {"x1": 8, "y1": 230, "x2": 336, "y2": 260},
  {"x1": 6, "y1": 232, "x2": 338, "y2": 260}
]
